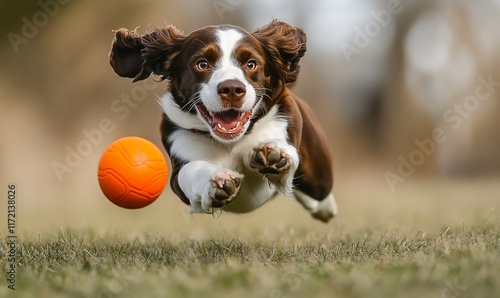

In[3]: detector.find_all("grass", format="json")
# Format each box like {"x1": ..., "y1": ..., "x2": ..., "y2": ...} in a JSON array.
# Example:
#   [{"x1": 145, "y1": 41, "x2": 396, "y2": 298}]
[
  {"x1": 1, "y1": 224, "x2": 499, "y2": 298},
  {"x1": 1, "y1": 175, "x2": 499, "y2": 297}
]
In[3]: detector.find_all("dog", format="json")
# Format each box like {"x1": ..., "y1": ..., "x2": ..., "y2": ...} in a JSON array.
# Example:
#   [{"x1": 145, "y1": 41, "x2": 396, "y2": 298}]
[{"x1": 109, "y1": 20, "x2": 338, "y2": 222}]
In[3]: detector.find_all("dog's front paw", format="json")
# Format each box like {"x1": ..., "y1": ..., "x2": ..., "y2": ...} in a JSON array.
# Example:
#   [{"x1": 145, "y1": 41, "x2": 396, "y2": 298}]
[
  {"x1": 249, "y1": 142, "x2": 291, "y2": 175},
  {"x1": 202, "y1": 170, "x2": 243, "y2": 211}
]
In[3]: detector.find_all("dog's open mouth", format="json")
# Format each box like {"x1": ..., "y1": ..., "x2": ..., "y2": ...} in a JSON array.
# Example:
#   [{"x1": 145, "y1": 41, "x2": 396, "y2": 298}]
[{"x1": 196, "y1": 103, "x2": 252, "y2": 140}]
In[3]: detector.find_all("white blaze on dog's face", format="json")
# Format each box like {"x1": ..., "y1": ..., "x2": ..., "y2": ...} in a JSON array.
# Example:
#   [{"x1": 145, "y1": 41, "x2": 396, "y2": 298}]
[
  {"x1": 195, "y1": 30, "x2": 254, "y2": 141},
  {"x1": 192, "y1": 28, "x2": 265, "y2": 143}
]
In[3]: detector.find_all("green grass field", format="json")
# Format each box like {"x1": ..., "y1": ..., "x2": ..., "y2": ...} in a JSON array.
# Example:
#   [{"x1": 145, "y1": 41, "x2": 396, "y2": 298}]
[
  {"x1": 1, "y1": 175, "x2": 499, "y2": 297},
  {"x1": 1, "y1": 225, "x2": 499, "y2": 298}
]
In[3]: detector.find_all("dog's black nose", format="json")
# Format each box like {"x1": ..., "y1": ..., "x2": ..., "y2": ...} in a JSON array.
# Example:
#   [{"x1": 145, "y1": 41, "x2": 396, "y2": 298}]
[{"x1": 217, "y1": 80, "x2": 246, "y2": 108}]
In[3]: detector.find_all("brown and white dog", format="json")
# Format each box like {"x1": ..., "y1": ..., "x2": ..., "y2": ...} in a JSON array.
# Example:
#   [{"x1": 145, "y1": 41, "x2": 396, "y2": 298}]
[{"x1": 109, "y1": 20, "x2": 337, "y2": 222}]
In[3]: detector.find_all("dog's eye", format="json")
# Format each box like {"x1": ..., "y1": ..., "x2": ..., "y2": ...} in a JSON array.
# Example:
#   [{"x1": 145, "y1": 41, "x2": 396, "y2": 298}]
[
  {"x1": 245, "y1": 60, "x2": 257, "y2": 70},
  {"x1": 196, "y1": 60, "x2": 209, "y2": 70}
]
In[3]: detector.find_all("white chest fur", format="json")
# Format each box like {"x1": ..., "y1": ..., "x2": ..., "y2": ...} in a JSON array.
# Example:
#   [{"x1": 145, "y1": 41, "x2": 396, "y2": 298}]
[{"x1": 165, "y1": 100, "x2": 294, "y2": 213}]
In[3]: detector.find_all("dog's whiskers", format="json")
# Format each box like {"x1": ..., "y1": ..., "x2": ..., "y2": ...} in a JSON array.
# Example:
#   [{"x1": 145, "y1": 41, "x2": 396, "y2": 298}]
[
  {"x1": 187, "y1": 98, "x2": 202, "y2": 113},
  {"x1": 254, "y1": 87, "x2": 272, "y2": 94},
  {"x1": 182, "y1": 91, "x2": 202, "y2": 112},
  {"x1": 254, "y1": 92, "x2": 270, "y2": 115}
]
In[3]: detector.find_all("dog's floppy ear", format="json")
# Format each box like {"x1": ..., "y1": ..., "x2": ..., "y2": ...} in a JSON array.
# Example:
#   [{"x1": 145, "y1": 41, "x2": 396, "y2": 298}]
[
  {"x1": 252, "y1": 20, "x2": 307, "y2": 85},
  {"x1": 109, "y1": 26, "x2": 186, "y2": 82}
]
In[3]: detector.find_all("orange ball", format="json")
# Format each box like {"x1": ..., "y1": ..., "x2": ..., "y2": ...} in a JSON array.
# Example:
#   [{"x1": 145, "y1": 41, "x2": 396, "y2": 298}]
[{"x1": 98, "y1": 136, "x2": 168, "y2": 209}]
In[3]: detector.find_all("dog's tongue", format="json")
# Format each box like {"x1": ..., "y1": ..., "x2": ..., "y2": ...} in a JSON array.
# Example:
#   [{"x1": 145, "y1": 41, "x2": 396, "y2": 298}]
[{"x1": 213, "y1": 110, "x2": 240, "y2": 129}]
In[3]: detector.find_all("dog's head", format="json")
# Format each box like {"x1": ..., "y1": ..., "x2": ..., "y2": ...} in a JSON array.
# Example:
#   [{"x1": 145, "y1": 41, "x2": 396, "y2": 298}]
[{"x1": 109, "y1": 20, "x2": 306, "y2": 143}]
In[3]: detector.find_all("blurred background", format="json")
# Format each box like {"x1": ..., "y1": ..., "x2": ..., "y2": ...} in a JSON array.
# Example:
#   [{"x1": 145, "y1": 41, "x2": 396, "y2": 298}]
[{"x1": 1, "y1": 0, "x2": 499, "y2": 235}]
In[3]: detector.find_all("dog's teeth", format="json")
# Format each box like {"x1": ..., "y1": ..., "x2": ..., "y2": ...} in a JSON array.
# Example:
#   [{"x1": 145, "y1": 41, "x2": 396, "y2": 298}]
[{"x1": 217, "y1": 124, "x2": 228, "y2": 132}]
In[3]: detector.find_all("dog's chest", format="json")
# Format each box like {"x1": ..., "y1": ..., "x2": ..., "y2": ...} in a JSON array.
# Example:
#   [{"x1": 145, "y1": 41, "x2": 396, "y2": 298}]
[
  {"x1": 168, "y1": 106, "x2": 288, "y2": 166},
  {"x1": 167, "y1": 106, "x2": 289, "y2": 212}
]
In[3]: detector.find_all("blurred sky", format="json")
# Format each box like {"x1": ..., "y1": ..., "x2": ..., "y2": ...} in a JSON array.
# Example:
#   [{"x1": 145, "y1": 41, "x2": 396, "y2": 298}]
[{"x1": 1, "y1": 0, "x2": 500, "y2": 228}]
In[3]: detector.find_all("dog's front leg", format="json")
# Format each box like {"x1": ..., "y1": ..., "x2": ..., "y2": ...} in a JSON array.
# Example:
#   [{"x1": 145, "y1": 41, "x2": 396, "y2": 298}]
[
  {"x1": 245, "y1": 141, "x2": 299, "y2": 197},
  {"x1": 177, "y1": 161, "x2": 243, "y2": 213}
]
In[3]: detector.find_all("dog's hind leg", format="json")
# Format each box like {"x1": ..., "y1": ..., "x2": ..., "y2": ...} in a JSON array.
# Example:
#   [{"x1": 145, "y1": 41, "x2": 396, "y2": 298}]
[
  {"x1": 294, "y1": 191, "x2": 338, "y2": 223},
  {"x1": 292, "y1": 97, "x2": 337, "y2": 222}
]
